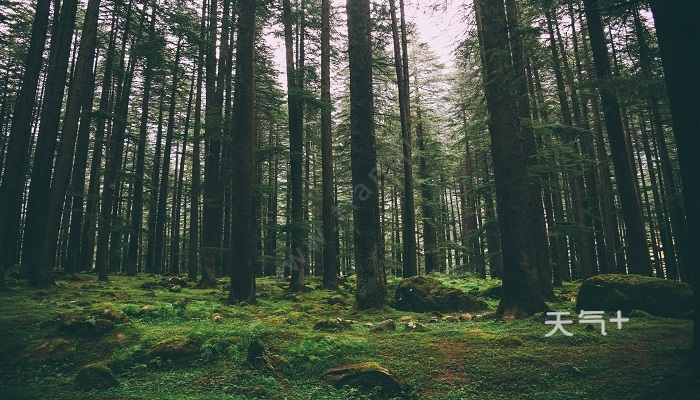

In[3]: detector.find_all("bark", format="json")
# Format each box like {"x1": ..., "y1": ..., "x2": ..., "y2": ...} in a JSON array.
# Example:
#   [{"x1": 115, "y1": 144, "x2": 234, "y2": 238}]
[{"x1": 347, "y1": 0, "x2": 385, "y2": 308}]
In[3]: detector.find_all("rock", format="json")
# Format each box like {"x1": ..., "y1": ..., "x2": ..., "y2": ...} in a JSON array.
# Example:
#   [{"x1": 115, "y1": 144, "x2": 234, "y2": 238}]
[
  {"x1": 575, "y1": 274, "x2": 693, "y2": 318},
  {"x1": 58, "y1": 310, "x2": 117, "y2": 337},
  {"x1": 459, "y1": 313, "x2": 473, "y2": 321},
  {"x1": 75, "y1": 363, "x2": 119, "y2": 390},
  {"x1": 372, "y1": 319, "x2": 396, "y2": 332},
  {"x1": 480, "y1": 285, "x2": 502, "y2": 299},
  {"x1": 405, "y1": 321, "x2": 431, "y2": 332},
  {"x1": 325, "y1": 362, "x2": 409, "y2": 398},
  {"x1": 168, "y1": 276, "x2": 188, "y2": 287},
  {"x1": 168, "y1": 284, "x2": 182, "y2": 293},
  {"x1": 394, "y1": 276, "x2": 489, "y2": 313},
  {"x1": 282, "y1": 292, "x2": 304, "y2": 302},
  {"x1": 212, "y1": 313, "x2": 223, "y2": 322},
  {"x1": 327, "y1": 294, "x2": 347, "y2": 306},
  {"x1": 102, "y1": 307, "x2": 128, "y2": 323},
  {"x1": 364, "y1": 323, "x2": 375, "y2": 328},
  {"x1": 22, "y1": 338, "x2": 75, "y2": 365},
  {"x1": 442, "y1": 315, "x2": 458, "y2": 323},
  {"x1": 313, "y1": 319, "x2": 352, "y2": 332},
  {"x1": 628, "y1": 309, "x2": 653, "y2": 318},
  {"x1": 139, "y1": 305, "x2": 151, "y2": 314},
  {"x1": 146, "y1": 337, "x2": 201, "y2": 363},
  {"x1": 429, "y1": 316, "x2": 439, "y2": 323},
  {"x1": 399, "y1": 316, "x2": 412, "y2": 323}
]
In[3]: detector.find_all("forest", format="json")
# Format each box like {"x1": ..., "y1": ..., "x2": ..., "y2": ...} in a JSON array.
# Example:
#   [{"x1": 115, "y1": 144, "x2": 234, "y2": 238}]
[{"x1": 0, "y1": 0, "x2": 698, "y2": 398}]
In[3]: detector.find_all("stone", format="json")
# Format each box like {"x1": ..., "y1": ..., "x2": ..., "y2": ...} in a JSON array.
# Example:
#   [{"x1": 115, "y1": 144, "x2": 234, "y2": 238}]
[
  {"x1": 168, "y1": 285, "x2": 182, "y2": 293},
  {"x1": 459, "y1": 313, "x2": 473, "y2": 321},
  {"x1": 371, "y1": 319, "x2": 396, "y2": 332},
  {"x1": 576, "y1": 274, "x2": 693, "y2": 318},
  {"x1": 442, "y1": 315, "x2": 458, "y2": 323},
  {"x1": 22, "y1": 338, "x2": 75, "y2": 365},
  {"x1": 139, "y1": 306, "x2": 151, "y2": 314},
  {"x1": 364, "y1": 323, "x2": 375, "y2": 328},
  {"x1": 327, "y1": 294, "x2": 347, "y2": 306},
  {"x1": 394, "y1": 276, "x2": 489, "y2": 313},
  {"x1": 429, "y1": 316, "x2": 439, "y2": 323},
  {"x1": 313, "y1": 319, "x2": 352, "y2": 332},
  {"x1": 325, "y1": 362, "x2": 409, "y2": 398},
  {"x1": 405, "y1": 321, "x2": 431, "y2": 332},
  {"x1": 399, "y1": 316, "x2": 412, "y2": 322},
  {"x1": 168, "y1": 276, "x2": 188, "y2": 287},
  {"x1": 58, "y1": 310, "x2": 116, "y2": 337},
  {"x1": 145, "y1": 337, "x2": 201, "y2": 363},
  {"x1": 75, "y1": 363, "x2": 119, "y2": 390},
  {"x1": 212, "y1": 314, "x2": 223, "y2": 322}
]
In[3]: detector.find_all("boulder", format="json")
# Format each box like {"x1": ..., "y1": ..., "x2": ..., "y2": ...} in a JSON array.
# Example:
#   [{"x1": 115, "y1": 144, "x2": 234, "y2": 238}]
[
  {"x1": 58, "y1": 309, "x2": 119, "y2": 337},
  {"x1": 371, "y1": 319, "x2": 396, "y2": 332},
  {"x1": 146, "y1": 337, "x2": 201, "y2": 363},
  {"x1": 168, "y1": 285, "x2": 182, "y2": 293},
  {"x1": 394, "y1": 276, "x2": 489, "y2": 313},
  {"x1": 313, "y1": 319, "x2": 353, "y2": 332},
  {"x1": 327, "y1": 295, "x2": 347, "y2": 306},
  {"x1": 22, "y1": 338, "x2": 75, "y2": 365},
  {"x1": 75, "y1": 363, "x2": 119, "y2": 390},
  {"x1": 405, "y1": 321, "x2": 431, "y2": 332},
  {"x1": 325, "y1": 362, "x2": 409, "y2": 398},
  {"x1": 576, "y1": 274, "x2": 693, "y2": 318},
  {"x1": 459, "y1": 313, "x2": 473, "y2": 321}
]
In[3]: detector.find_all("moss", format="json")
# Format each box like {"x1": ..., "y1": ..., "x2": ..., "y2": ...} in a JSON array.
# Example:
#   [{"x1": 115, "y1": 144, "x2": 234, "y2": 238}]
[
  {"x1": 576, "y1": 274, "x2": 693, "y2": 318},
  {"x1": 395, "y1": 276, "x2": 489, "y2": 313},
  {"x1": 75, "y1": 362, "x2": 119, "y2": 390}
]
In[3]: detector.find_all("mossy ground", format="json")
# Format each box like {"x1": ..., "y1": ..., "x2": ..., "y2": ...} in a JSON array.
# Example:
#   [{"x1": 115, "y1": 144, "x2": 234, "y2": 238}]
[{"x1": 0, "y1": 273, "x2": 695, "y2": 399}]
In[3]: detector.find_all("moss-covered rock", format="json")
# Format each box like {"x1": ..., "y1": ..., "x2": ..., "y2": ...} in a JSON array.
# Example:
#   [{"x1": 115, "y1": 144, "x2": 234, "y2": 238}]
[
  {"x1": 576, "y1": 274, "x2": 693, "y2": 318},
  {"x1": 75, "y1": 363, "x2": 119, "y2": 390},
  {"x1": 394, "y1": 276, "x2": 489, "y2": 313},
  {"x1": 313, "y1": 319, "x2": 353, "y2": 332},
  {"x1": 145, "y1": 337, "x2": 202, "y2": 363},
  {"x1": 325, "y1": 362, "x2": 410, "y2": 398},
  {"x1": 21, "y1": 338, "x2": 75, "y2": 365}
]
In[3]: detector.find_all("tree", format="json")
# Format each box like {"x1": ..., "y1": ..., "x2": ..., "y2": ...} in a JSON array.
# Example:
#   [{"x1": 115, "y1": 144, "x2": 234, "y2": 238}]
[
  {"x1": 582, "y1": 0, "x2": 652, "y2": 276},
  {"x1": 473, "y1": 0, "x2": 546, "y2": 318},
  {"x1": 228, "y1": 0, "x2": 257, "y2": 304},
  {"x1": 647, "y1": 0, "x2": 700, "y2": 380},
  {"x1": 347, "y1": 0, "x2": 385, "y2": 309},
  {"x1": 320, "y1": 0, "x2": 338, "y2": 289},
  {"x1": 0, "y1": 0, "x2": 51, "y2": 287}
]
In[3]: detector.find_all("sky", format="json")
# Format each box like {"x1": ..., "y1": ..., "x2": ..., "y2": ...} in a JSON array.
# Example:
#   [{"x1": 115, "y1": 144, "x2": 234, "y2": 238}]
[{"x1": 267, "y1": 0, "x2": 471, "y2": 87}]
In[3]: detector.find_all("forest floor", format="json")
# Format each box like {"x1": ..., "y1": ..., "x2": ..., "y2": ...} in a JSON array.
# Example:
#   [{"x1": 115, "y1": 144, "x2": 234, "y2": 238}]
[{"x1": 0, "y1": 272, "x2": 696, "y2": 399}]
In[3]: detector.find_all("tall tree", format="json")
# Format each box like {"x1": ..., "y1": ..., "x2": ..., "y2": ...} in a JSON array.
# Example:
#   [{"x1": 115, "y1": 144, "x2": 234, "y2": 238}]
[
  {"x1": 39, "y1": 0, "x2": 102, "y2": 282},
  {"x1": 347, "y1": 0, "x2": 385, "y2": 309},
  {"x1": 647, "y1": 0, "x2": 700, "y2": 380},
  {"x1": 227, "y1": 0, "x2": 257, "y2": 303},
  {"x1": 320, "y1": 0, "x2": 338, "y2": 289},
  {"x1": 474, "y1": 0, "x2": 546, "y2": 318},
  {"x1": 0, "y1": 0, "x2": 51, "y2": 286},
  {"x1": 283, "y1": 0, "x2": 307, "y2": 290},
  {"x1": 582, "y1": 0, "x2": 652, "y2": 276}
]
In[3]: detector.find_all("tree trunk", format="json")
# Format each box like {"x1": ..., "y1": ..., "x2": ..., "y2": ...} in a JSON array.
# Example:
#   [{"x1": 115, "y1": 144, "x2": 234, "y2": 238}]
[
  {"x1": 228, "y1": 0, "x2": 257, "y2": 304},
  {"x1": 474, "y1": 0, "x2": 546, "y2": 318},
  {"x1": 347, "y1": 0, "x2": 385, "y2": 308},
  {"x1": 321, "y1": 0, "x2": 338, "y2": 289},
  {"x1": 0, "y1": 0, "x2": 51, "y2": 285},
  {"x1": 648, "y1": 0, "x2": 700, "y2": 380},
  {"x1": 23, "y1": 0, "x2": 79, "y2": 286},
  {"x1": 583, "y1": 0, "x2": 651, "y2": 276}
]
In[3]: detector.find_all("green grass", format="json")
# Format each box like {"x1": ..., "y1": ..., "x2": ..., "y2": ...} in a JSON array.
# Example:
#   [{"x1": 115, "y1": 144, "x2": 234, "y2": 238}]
[{"x1": 0, "y1": 273, "x2": 694, "y2": 399}]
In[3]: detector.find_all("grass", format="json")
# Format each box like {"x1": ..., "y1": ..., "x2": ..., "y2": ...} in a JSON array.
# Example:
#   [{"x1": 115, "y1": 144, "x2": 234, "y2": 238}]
[{"x1": 0, "y1": 273, "x2": 695, "y2": 399}]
